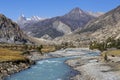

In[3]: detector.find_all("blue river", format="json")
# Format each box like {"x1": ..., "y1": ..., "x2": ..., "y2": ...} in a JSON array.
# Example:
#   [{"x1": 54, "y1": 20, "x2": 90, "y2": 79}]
[
  {"x1": 5, "y1": 49, "x2": 100, "y2": 80},
  {"x1": 5, "y1": 57, "x2": 78, "y2": 80}
]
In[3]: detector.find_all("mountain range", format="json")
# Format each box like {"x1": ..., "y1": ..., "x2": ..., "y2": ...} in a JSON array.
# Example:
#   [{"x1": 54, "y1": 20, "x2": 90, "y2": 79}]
[
  {"x1": 55, "y1": 5, "x2": 120, "y2": 47},
  {"x1": 17, "y1": 7, "x2": 103, "y2": 39},
  {"x1": 1, "y1": 6, "x2": 119, "y2": 46}
]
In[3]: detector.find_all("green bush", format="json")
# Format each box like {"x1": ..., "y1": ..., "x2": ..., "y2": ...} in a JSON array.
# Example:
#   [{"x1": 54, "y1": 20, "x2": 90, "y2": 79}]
[{"x1": 89, "y1": 37, "x2": 120, "y2": 51}]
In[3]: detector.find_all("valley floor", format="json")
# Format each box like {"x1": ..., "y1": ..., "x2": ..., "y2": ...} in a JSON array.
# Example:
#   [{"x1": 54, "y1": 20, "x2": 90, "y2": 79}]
[{"x1": 1, "y1": 48, "x2": 120, "y2": 80}]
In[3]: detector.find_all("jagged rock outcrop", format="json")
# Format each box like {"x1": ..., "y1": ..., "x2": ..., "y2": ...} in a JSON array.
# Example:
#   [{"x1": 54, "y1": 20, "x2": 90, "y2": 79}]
[{"x1": 0, "y1": 14, "x2": 30, "y2": 43}]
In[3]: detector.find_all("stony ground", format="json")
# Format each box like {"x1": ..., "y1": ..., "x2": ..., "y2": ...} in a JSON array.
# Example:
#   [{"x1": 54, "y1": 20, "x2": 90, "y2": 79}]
[
  {"x1": 0, "y1": 61, "x2": 32, "y2": 80},
  {"x1": 66, "y1": 55, "x2": 120, "y2": 80}
]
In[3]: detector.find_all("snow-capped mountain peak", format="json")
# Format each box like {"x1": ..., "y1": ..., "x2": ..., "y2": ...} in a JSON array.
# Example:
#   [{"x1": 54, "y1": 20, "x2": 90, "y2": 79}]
[
  {"x1": 18, "y1": 14, "x2": 26, "y2": 21},
  {"x1": 17, "y1": 14, "x2": 46, "y2": 22},
  {"x1": 17, "y1": 15, "x2": 46, "y2": 28},
  {"x1": 21, "y1": 14, "x2": 25, "y2": 17}
]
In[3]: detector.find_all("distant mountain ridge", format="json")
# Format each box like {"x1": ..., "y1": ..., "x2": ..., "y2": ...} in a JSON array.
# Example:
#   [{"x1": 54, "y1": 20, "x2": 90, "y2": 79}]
[
  {"x1": 19, "y1": 7, "x2": 97, "y2": 39},
  {"x1": 17, "y1": 14, "x2": 45, "y2": 28}
]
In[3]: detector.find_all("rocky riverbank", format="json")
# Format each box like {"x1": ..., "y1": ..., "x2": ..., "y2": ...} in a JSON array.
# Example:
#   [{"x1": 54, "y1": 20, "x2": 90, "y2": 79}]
[
  {"x1": 66, "y1": 55, "x2": 120, "y2": 80},
  {"x1": 0, "y1": 60, "x2": 34, "y2": 80},
  {"x1": 0, "y1": 48, "x2": 102, "y2": 80},
  {"x1": 0, "y1": 51, "x2": 51, "y2": 80}
]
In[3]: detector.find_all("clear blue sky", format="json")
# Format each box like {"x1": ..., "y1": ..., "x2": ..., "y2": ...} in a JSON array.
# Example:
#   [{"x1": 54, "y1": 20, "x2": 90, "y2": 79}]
[{"x1": 0, "y1": 0, "x2": 120, "y2": 20}]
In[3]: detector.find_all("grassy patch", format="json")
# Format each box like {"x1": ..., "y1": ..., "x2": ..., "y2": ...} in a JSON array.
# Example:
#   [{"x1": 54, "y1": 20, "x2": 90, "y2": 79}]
[
  {"x1": 41, "y1": 45, "x2": 56, "y2": 53},
  {"x1": 101, "y1": 50, "x2": 120, "y2": 57},
  {"x1": 0, "y1": 48, "x2": 26, "y2": 62}
]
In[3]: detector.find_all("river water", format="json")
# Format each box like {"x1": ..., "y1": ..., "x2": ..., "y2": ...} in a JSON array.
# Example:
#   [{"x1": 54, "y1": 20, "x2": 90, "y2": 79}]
[{"x1": 5, "y1": 48, "x2": 100, "y2": 80}]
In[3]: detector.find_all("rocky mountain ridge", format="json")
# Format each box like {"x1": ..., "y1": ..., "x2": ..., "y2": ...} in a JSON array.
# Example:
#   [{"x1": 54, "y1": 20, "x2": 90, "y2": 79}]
[{"x1": 79, "y1": 5, "x2": 120, "y2": 41}]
